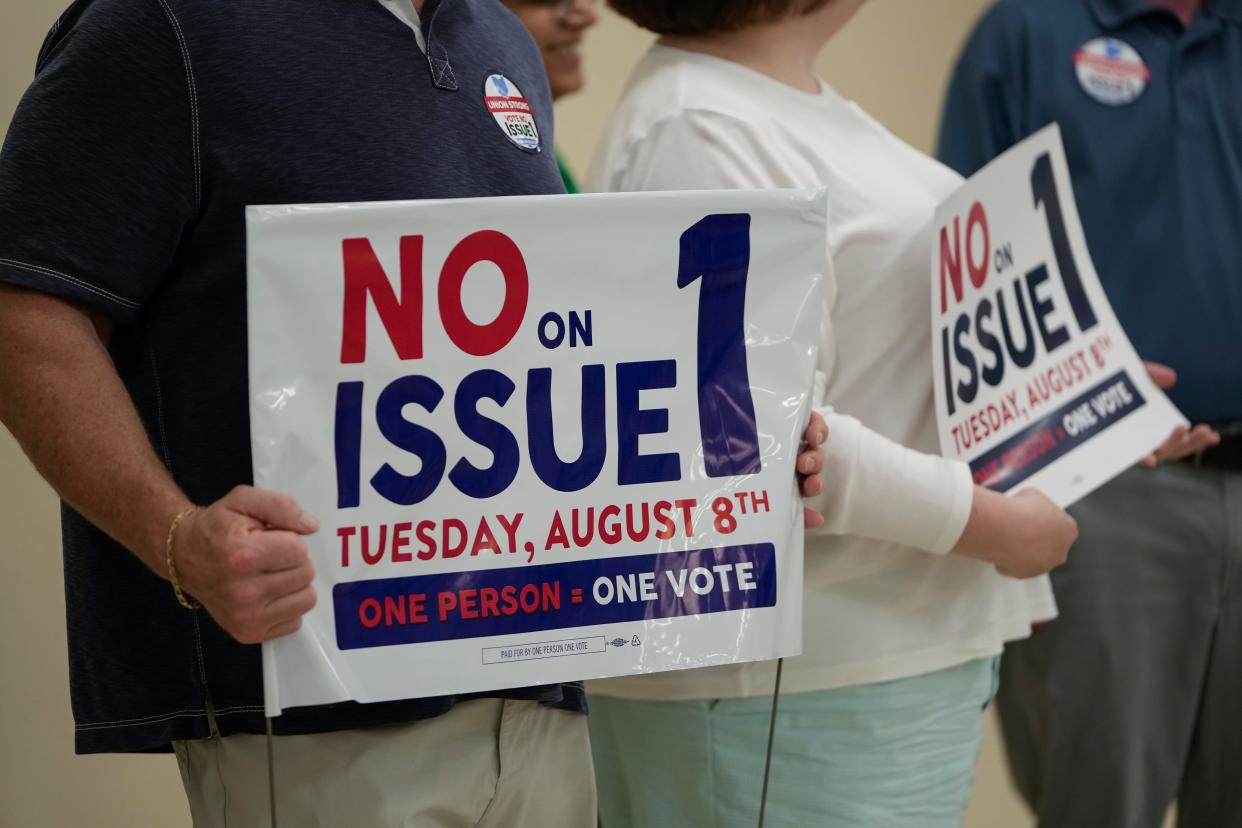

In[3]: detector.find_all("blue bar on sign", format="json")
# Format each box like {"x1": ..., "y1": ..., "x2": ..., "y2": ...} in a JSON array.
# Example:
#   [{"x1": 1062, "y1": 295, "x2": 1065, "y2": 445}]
[
  {"x1": 970, "y1": 370, "x2": 1145, "y2": 491},
  {"x1": 333, "y1": 543, "x2": 778, "y2": 650}
]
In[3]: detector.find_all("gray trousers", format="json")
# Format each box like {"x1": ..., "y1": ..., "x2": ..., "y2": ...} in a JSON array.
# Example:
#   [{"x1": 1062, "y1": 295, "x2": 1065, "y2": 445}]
[{"x1": 996, "y1": 463, "x2": 1242, "y2": 828}]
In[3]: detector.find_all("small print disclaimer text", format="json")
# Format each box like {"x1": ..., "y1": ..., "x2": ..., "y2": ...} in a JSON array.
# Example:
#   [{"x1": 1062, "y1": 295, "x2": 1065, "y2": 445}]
[{"x1": 482, "y1": 636, "x2": 607, "y2": 665}]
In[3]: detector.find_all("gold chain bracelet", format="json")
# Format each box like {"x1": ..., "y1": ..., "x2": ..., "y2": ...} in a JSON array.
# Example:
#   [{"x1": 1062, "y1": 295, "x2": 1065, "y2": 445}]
[{"x1": 165, "y1": 506, "x2": 201, "y2": 610}]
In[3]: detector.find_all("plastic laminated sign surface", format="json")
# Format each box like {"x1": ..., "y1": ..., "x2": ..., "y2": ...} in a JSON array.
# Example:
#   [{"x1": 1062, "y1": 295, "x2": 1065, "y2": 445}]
[{"x1": 247, "y1": 189, "x2": 827, "y2": 715}]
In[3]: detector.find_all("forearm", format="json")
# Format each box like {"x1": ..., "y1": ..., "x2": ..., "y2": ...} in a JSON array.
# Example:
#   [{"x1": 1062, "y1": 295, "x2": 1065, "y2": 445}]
[
  {"x1": 807, "y1": 408, "x2": 973, "y2": 553},
  {"x1": 952, "y1": 486, "x2": 1010, "y2": 561},
  {"x1": 805, "y1": 406, "x2": 1074, "y2": 576},
  {"x1": 0, "y1": 286, "x2": 189, "y2": 576}
]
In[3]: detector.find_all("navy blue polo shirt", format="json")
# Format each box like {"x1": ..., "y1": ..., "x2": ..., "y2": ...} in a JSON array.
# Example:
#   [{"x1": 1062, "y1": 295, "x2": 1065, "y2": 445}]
[
  {"x1": 938, "y1": 0, "x2": 1242, "y2": 424},
  {"x1": 0, "y1": 0, "x2": 584, "y2": 754}
]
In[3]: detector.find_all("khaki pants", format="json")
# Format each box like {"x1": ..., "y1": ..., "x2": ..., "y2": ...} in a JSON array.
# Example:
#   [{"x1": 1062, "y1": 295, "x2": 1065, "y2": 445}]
[{"x1": 173, "y1": 699, "x2": 596, "y2": 828}]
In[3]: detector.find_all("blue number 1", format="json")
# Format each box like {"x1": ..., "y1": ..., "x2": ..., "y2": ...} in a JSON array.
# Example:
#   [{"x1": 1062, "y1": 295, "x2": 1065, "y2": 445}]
[{"x1": 677, "y1": 214, "x2": 762, "y2": 478}]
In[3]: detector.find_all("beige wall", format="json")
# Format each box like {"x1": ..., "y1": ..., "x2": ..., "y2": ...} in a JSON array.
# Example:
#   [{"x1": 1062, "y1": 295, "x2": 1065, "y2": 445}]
[{"x1": 0, "y1": 2, "x2": 1035, "y2": 826}]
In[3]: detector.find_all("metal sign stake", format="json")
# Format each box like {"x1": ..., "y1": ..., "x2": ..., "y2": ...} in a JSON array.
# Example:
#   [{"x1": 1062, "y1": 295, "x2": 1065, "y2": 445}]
[{"x1": 757, "y1": 657, "x2": 784, "y2": 828}]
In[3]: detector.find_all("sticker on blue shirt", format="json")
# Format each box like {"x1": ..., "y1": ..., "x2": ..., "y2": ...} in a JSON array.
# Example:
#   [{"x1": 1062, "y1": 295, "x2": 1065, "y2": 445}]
[
  {"x1": 484, "y1": 74, "x2": 541, "y2": 153},
  {"x1": 1074, "y1": 38, "x2": 1149, "y2": 107}
]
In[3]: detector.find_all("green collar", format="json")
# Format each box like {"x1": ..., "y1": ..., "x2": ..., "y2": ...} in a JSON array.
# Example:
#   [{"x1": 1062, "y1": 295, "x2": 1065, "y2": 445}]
[{"x1": 556, "y1": 151, "x2": 579, "y2": 194}]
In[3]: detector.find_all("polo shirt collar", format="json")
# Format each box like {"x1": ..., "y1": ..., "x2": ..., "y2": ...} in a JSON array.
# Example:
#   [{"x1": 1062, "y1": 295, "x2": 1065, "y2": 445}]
[{"x1": 1089, "y1": 0, "x2": 1242, "y2": 27}]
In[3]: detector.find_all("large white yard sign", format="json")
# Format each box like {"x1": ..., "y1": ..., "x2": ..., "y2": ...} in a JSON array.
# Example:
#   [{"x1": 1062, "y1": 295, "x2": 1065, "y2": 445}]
[{"x1": 248, "y1": 190, "x2": 826, "y2": 715}]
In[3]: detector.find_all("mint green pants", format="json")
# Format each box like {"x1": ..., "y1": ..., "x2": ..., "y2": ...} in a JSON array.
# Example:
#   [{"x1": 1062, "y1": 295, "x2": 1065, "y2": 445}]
[{"x1": 589, "y1": 656, "x2": 998, "y2": 828}]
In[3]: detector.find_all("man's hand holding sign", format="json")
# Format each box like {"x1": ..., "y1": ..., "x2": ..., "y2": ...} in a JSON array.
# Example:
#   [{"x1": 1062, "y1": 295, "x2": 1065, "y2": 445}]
[
  {"x1": 171, "y1": 487, "x2": 321, "y2": 644},
  {"x1": 1138, "y1": 363, "x2": 1220, "y2": 467},
  {"x1": 932, "y1": 125, "x2": 1189, "y2": 508}
]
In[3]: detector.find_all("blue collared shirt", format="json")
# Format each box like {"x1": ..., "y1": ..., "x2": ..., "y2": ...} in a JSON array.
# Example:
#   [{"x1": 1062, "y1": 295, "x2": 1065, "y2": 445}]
[{"x1": 939, "y1": 0, "x2": 1242, "y2": 424}]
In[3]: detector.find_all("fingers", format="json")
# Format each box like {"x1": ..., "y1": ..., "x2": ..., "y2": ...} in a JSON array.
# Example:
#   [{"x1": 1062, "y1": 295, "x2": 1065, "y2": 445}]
[
  {"x1": 264, "y1": 587, "x2": 317, "y2": 628},
  {"x1": 800, "y1": 473, "x2": 823, "y2": 497},
  {"x1": 190, "y1": 490, "x2": 319, "y2": 644},
  {"x1": 1003, "y1": 488, "x2": 1075, "y2": 577},
  {"x1": 220, "y1": 531, "x2": 309, "y2": 578},
  {"x1": 227, "y1": 485, "x2": 319, "y2": 534},
  {"x1": 259, "y1": 560, "x2": 315, "y2": 601},
  {"x1": 264, "y1": 618, "x2": 304, "y2": 641},
  {"x1": 254, "y1": 531, "x2": 312, "y2": 573},
  {"x1": 798, "y1": 446, "x2": 823, "y2": 476},
  {"x1": 1150, "y1": 424, "x2": 1221, "y2": 464},
  {"x1": 1153, "y1": 425, "x2": 1190, "y2": 462},
  {"x1": 798, "y1": 412, "x2": 827, "y2": 497},
  {"x1": 234, "y1": 586, "x2": 316, "y2": 644},
  {"x1": 803, "y1": 507, "x2": 824, "y2": 530},
  {"x1": 800, "y1": 411, "x2": 828, "y2": 449},
  {"x1": 1013, "y1": 487, "x2": 1053, "y2": 505},
  {"x1": 1144, "y1": 362, "x2": 1177, "y2": 390},
  {"x1": 1188, "y1": 424, "x2": 1222, "y2": 450}
]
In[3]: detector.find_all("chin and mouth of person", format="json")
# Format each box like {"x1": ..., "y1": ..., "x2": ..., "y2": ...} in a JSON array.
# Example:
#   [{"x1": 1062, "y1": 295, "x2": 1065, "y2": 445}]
[{"x1": 546, "y1": 40, "x2": 585, "y2": 98}]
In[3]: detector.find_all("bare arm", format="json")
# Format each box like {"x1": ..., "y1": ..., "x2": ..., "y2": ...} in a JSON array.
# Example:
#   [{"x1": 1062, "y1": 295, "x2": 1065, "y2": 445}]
[
  {"x1": 0, "y1": 284, "x2": 317, "y2": 642},
  {"x1": 0, "y1": 284, "x2": 187, "y2": 570}
]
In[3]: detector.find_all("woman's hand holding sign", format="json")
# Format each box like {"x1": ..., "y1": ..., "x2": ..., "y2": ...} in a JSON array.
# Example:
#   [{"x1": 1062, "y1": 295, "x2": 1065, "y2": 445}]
[
  {"x1": 175, "y1": 486, "x2": 321, "y2": 644},
  {"x1": 799, "y1": 411, "x2": 829, "y2": 529},
  {"x1": 953, "y1": 487, "x2": 1078, "y2": 579}
]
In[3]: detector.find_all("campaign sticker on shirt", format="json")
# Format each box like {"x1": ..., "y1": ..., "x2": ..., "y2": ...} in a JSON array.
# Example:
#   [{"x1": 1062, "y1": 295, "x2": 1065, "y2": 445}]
[
  {"x1": 483, "y1": 73, "x2": 541, "y2": 152},
  {"x1": 1074, "y1": 38, "x2": 1150, "y2": 107}
]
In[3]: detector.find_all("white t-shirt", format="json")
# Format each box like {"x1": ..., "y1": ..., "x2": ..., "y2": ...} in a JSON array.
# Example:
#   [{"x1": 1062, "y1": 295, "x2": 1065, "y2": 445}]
[{"x1": 586, "y1": 45, "x2": 1056, "y2": 700}]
